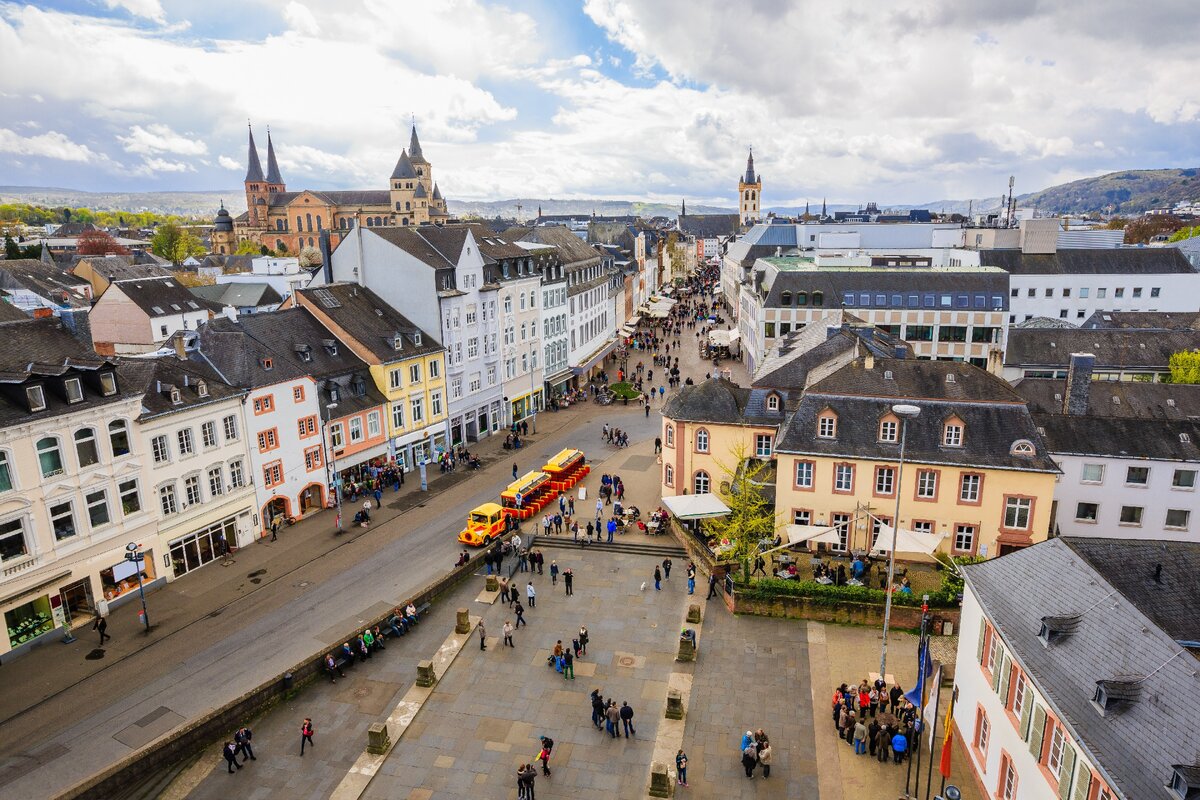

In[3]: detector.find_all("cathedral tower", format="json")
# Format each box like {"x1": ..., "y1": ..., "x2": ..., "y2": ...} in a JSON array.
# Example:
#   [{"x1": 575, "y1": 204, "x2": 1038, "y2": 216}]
[
  {"x1": 738, "y1": 148, "x2": 762, "y2": 226},
  {"x1": 244, "y1": 125, "x2": 267, "y2": 228}
]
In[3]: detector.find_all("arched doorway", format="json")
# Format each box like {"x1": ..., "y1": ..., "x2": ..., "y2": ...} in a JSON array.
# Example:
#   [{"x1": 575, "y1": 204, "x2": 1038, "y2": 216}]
[
  {"x1": 262, "y1": 496, "x2": 291, "y2": 535},
  {"x1": 299, "y1": 483, "x2": 324, "y2": 514}
]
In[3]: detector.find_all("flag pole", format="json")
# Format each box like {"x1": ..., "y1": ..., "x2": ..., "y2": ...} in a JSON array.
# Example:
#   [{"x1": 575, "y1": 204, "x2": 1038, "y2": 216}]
[
  {"x1": 904, "y1": 602, "x2": 929, "y2": 798},
  {"x1": 924, "y1": 679, "x2": 941, "y2": 800}
]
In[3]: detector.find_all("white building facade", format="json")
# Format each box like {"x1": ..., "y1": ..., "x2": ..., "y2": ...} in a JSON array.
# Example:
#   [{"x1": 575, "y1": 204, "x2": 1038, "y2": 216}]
[{"x1": 499, "y1": 270, "x2": 544, "y2": 425}]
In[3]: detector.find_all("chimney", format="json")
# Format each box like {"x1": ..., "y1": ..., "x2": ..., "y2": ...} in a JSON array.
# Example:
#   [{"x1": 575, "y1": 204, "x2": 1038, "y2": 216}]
[
  {"x1": 173, "y1": 335, "x2": 187, "y2": 360},
  {"x1": 1063, "y1": 352, "x2": 1095, "y2": 415},
  {"x1": 864, "y1": 353, "x2": 874, "y2": 370},
  {"x1": 319, "y1": 229, "x2": 333, "y2": 284},
  {"x1": 222, "y1": 305, "x2": 238, "y2": 323}
]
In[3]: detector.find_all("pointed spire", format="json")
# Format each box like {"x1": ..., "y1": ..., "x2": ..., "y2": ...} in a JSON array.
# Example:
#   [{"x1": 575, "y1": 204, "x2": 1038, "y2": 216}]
[
  {"x1": 408, "y1": 121, "x2": 425, "y2": 162},
  {"x1": 821, "y1": 197, "x2": 827, "y2": 217},
  {"x1": 244, "y1": 125, "x2": 265, "y2": 183},
  {"x1": 265, "y1": 128, "x2": 283, "y2": 185},
  {"x1": 805, "y1": 200, "x2": 810, "y2": 215},
  {"x1": 432, "y1": 183, "x2": 443, "y2": 201},
  {"x1": 681, "y1": 198, "x2": 686, "y2": 216},
  {"x1": 391, "y1": 148, "x2": 416, "y2": 180},
  {"x1": 744, "y1": 147, "x2": 756, "y2": 184}
]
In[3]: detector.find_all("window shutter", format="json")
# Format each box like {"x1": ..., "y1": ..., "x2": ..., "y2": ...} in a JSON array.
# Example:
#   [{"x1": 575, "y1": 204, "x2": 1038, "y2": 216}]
[
  {"x1": 1070, "y1": 763, "x2": 1092, "y2": 800},
  {"x1": 991, "y1": 649, "x2": 1006, "y2": 693},
  {"x1": 997, "y1": 654, "x2": 1012, "y2": 703},
  {"x1": 1057, "y1": 744, "x2": 1077, "y2": 799},
  {"x1": 977, "y1": 619, "x2": 988, "y2": 663},
  {"x1": 1018, "y1": 687, "x2": 1034, "y2": 738},
  {"x1": 1028, "y1": 705, "x2": 1047, "y2": 760}
]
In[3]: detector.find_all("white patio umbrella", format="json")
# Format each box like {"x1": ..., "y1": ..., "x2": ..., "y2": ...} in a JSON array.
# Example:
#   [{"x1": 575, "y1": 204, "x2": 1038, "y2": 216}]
[{"x1": 871, "y1": 524, "x2": 946, "y2": 556}]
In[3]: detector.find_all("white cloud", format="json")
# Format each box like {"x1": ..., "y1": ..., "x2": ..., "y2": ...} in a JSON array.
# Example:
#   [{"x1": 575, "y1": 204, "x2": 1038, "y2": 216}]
[
  {"x1": 119, "y1": 123, "x2": 208, "y2": 156},
  {"x1": 133, "y1": 156, "x2": 194, "y2": 175},
  {"x1": 102, "y1": 0, "x2": 166, "y2": 24},
  {"x1": 218, "y1": 155, "x2": 241, "y2": 170},
  {"x1": 0, "y1": 128, "x2": 103, "y2": 162}
]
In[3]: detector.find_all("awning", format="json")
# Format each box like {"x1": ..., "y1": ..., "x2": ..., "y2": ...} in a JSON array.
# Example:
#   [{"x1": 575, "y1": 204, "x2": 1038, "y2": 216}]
[
  {"x1": 784, "y1": 524, "x2": 842, "y2": 546},
  {"x1": 661, "y1": 493, "x2": 730, "y2": 520},
  {"x1": 570, "y1": 338, "x2": 619, "y2": 375},
  {"x1": 708, "y1": 329, "x2": 740, "y2": 346},
  {"x1": 873, "y1": 525, "x2": 946, "y2": 556}
]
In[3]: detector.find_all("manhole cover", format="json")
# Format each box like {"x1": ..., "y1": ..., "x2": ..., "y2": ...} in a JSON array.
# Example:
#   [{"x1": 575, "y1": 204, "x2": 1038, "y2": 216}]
[
  {"x1": 618, "y1": 656, "x2": 636, "y2": 667},
  {"x1": 84, "y1": 649, "x2": 105, "y2": 660},
  {"x1": 248, "y1": 569, "x2": 267, "y2": 578}
]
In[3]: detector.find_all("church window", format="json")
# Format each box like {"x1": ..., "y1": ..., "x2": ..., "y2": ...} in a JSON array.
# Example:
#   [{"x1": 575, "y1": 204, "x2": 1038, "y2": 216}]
[
  {"x1": 316, "y1": 215, "x2": 322, "y2": 231},
  {"x1": 745, "y1": 190, "x2": 750, "y2": 200},
  {"x1": 395, "y1": 202, "x2": 402, "y2": 211},
  {"x1": 402, "y1": 218, "x2": 409, "y2": 226},
  {"x1": 375, "y1": 216, "x2": 382, "y2": 226},
  {"x1": 405, "y1": 201, "x2": 411, "y2": 211},
  {"x1": 366, "y1": 218, "x2": 374, "y2": 227},
  {"x1": 306, "y1": 213, "x2": 313, "y2": 232},
  {"x1": 296, "y1": 215, "x2": 302, "y2": 231}
]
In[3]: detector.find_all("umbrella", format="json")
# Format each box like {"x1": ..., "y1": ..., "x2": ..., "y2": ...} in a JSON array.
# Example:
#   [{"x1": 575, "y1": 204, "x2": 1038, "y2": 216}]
[{"x1": 872, "y1": 525, "x2": 946, "y2": 556}]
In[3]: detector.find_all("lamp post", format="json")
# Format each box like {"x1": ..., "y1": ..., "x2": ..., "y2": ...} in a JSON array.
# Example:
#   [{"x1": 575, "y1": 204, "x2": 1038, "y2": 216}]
[
  {"x1": 125, "y1": 542, "x2": 150, "y2": 633},
  {"x1": 880, "y1": 403, "x2": 920, "y2": 681},
  {"x1": 322, "y1": 401, "x2": 342, "y2": 533},
  {"x1": 528, "y1": 343, "x2": 538, "y2": 434}
]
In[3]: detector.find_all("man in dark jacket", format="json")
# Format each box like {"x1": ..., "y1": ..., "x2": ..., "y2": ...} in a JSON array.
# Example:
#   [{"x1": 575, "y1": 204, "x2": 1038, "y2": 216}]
[
  {"x1": 619, "y1": 701, "x2": 636, "y2": 737},
  {"x1": 590, "y1": 690, "x2": 605, "y2": 729},
  {"x1": 223, "y1": 741, "x2": 242, "y2": 773},
  {"x1": 234, "y1": 725, "x2": 256, "y2": 760}
]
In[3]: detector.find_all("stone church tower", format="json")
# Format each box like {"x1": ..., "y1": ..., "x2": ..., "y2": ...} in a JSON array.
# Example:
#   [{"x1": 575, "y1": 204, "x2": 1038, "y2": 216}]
[{"x1": 738, "y1": 148, "x2": 761, "y2": 226}]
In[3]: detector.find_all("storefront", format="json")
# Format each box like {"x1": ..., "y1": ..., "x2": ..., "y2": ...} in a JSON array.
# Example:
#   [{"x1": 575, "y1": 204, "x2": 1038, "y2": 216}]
[
  {"x1": 5, "y1": 594, "x2": 54, "y2": 650},
  {"x1": 100, "y1": 550, "x2": 156, "y2": 603},
  {"x1": 169, "y1": 518, "x2": 236, "y2": 578},
  {"x1": 509, "y1": 389, "x2": 543, "y2": 424},
  {"x1": 544, "y1": 368, "x2": 572, "y2": 397}
]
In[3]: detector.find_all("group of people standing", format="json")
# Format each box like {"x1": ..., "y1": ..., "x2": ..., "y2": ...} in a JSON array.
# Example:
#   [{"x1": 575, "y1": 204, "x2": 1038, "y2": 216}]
[
  {"x1": 833, "y1": 678, "x2": 919, "y2": 765},
  {"x1": 516, "y1": 735, "x2": 554, "y2": 798},
  {"x1": 739, "y1": 728, "x2": 774, "y2": 779}
]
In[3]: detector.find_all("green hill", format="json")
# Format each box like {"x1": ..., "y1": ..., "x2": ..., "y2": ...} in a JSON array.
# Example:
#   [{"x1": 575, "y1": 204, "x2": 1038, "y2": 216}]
[{"x1": 1019, "y1": 168, "x2": 1200, "y2": 215}]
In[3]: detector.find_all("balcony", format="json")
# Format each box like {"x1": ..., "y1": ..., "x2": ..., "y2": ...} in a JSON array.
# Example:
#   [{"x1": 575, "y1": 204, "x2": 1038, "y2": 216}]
[{"x1": 2, "y1": 554, "x2": 40, "y2": 579}]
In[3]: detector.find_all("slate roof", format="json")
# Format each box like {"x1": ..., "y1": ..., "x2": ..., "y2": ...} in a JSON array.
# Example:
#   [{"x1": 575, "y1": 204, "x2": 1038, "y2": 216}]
[
  {"x1": 296, "y1": 282, "x2": 442, "y2": 363},
  {"x1": 1004, "y1": 328, "x2": 1200, "y2": 368},
  {"x1": 510, "y1": 225, "x2": 602, "y2": 266},
  {"x1": 0, "y1": 258, "x2": 92, "y2": 307},
  {"x1": 117, "y1": 356, "x2": 245, "y2": 420},
  {"x1": 775, "y1": 358, "x2": 1057, "y2": 472},
  {"x1": 106, "y1": 276, "x2": 213, "y2": 317},
  {"x1": 264, "y1": 190, "x2": 391, "y2": 208},
  {"x1": 265, "y1": 131, "x2": 283, "y2": 185},
  {"x1": 73, "y1": 255, "x2": 173, "y2": 282},
  {"x1": 963, "y1": 537, "x2": 1200, "y2": 800},
  {"x1": 189, "y1": 282, "x2": 283, "y2": 308},
  {"x1": 679, "y1": 214, "x2": 740, "y2": 239},
  {"x1": 752, "y1": 311, "x2": 913, "y2": 390},
  {"x1": 1013, "y1": 378, "x2": 1200, "y2": 461},
  {"x1": 760, "y1": 267, "x2": 1008, "y2": 307},
  {"x1": 0, "y1": 298, "x2": 30, "y2": 322},
  {"x1": 413, "y1": 182, "x2": 427, "y2": 199},
  {"x1": 662, "y1": 378, "x2": 751, "y2": 424},
  {"x1": 465, "y1": 225, "x2": 534, "y2": 262},
  {"x1": 365, "y1": 225, "x2": 467, "y2": 269},
  {"x1": 979, "y1": 246, "x2": 1196, "y2": 275},
  {"x1": 1081, "y1": 310, "x2": 1200, "y2": 331},
  {"x1": 200, "y1": 254, "x2": 255, "y2": 274},
  {"x1": 391, "y1": 149, "x2": 417, "y2": 180},
  {"x1": 245, "y1": 128, "x2": 265, "y2": 183}
]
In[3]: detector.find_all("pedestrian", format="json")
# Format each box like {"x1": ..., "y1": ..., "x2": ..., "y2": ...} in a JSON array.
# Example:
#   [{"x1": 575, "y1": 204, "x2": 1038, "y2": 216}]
[
  {"x1": 687, "y1": 573, "x2": 695, "y2": 595},
  {"x1": 675, "y1": 749, "x2": 689, "y2": 787},
  {"x1": 591, "y1": 689, "x2": 605, "y2": 729},
  {"x1": 223, "y1": 741, "x2": 242, "y2": 773},
  {"x1": 526, "y1": 581, "x2": 536, "y2": 608},
  {"x1": 374, "y1": 486, "x2": 383, "y2": 509},
  {"x1": 92, "y1": 612, "x2": 110, "y2": 645},
  {"x1": 758, "y1": 738, "x2": 773, "y2": 777},
  {"x1": 270, "y1": 516, "x2": 280, "y2": 542},
  {"x1": 619, "y1": 701, "x2": 636, "y2": 737},
  {"x1": 479, "y1": 621, "x2": 487, "y2": 651},
  {"x1": 535, "y1": 550, "x2": 544, "y2": 575},
  {"x1": 325, "y1": 652, "x2": 344, "y2": 682},
  {"x1": 578, "y1": 624, "x2": 588, "y2": 654},
  {"x1": 662, "y1": 558, "x2": 672, "y2": 579},
  {"x1": 654, "y1": 566, "x2": 662, "y2": 591},
  {"x1": 891, "y1": 729, "x2": 908, "y2": 764},
  {"x1": 513, "y1": 462, "x2": 519, "y2": 479},
  {"x1": 235, "y1": 725, "x2": 256, "y2": 761},
  {"x1": 752, "y1": 555, "x2": 766, "y2": 576},
  {"x1": 867, "y1": 718, "x2": 881, "y2": 757},
  {"x1": 564, "y1": 568, "x2": 574, "y2": 596},
  {"x1": 741, "y1": 742, "x2": 758, "y2": 778},
  {"x1": 300, "y1": 718, "x2": 315, "y2": 756},
  {"x1": 518, "y1": 763, "x2": 536, "y2": 800},
  {"x1": 706, "y1": 572, "x2": 718, "y2": 599},
  {"x1": 654, "y1": 436, "x2": 662, "y2": 454},
  {"x1": 563, "y1": 647, "x2": 574, "y2": 679},
  {"x1": 503, "y1": 620, "x2": 514, "y2": 647},
  {"x1": 550, "y1": 561, "x2": 559, "y2": 586},
  {"x1": 606, "y1": 517, "x2": 616, "y2": 543},
  {"x1": 605, "y1": 701, "x2": 620, "y2": 738},
  {"x1": 537, "y1": 735, "x2": 553, "y2": 776},
  {"x1": 853, "y1": 717, "x2": 868, "y2": 754},
  {"x1": 568, "y1": 496, "x2": 575, "y2": 515}
]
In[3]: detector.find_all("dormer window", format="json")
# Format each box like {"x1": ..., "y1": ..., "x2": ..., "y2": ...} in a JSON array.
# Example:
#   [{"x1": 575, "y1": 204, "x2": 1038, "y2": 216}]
[
  {"x1": 322, "y1": 339, "x2": 338, "y2": 356},
  {"x1": 1038, "y1": 614, "x2": 1081, "y2": 647},
  {"x1": 766, "y1": 393, "x2": 780, "y2": 412},
  {"x1": 817, "y1": 411, "x2": 837, "y2": 439},
  {"x1": 64, "y1": 377, "x2": 83, "y2": 404},
  {"x1": 196, "y1": 380, "x2": 209, "y2": 398},
  {"x1": 1169, "y1": 765, "x2": 1200, "y2": 800},
  {"x1": 879, "y1": 416, "x2": 899, "y2": 443},
  {"x1": 295, "y1": 344, "x2": 312, "y2": 362},
  {"x1": 780, "y1": 291, "x2": 792, "y2": 306},
  {"x1": 170, "y1": 388, "x2": 182, "y2": 405},
  {"x1": 260, "y1": 357, "x2": 273, "y2": 370},
  {"x1": 943, "y1": 419, "x2": 964, "y2": 447},
  {"x1": 1091, "y1": 679, "x2": 1140, "y2": 717},
  {"x1": 1010, "y1": 439, "x2": 1035, "y2": 457},
  {"x1": 412, "y1": 332, "x2": 422, "y2": 347},
  {"x1": 26, "y1": 385, "x2": 46, "y2": 412},
  {"x1": 99, "y1": 372, "x2": 117, "y2": 396},
  {"x1": 393, "y1": 334, "x2": 404, "y2": 351}
]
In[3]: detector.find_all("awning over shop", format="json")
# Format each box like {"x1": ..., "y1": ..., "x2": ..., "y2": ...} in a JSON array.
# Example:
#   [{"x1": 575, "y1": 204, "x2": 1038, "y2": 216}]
[
  {"x1": 662, "y1": 493, "x2": 731, "y2": 520},
  {"x1": 570, "y1": 338, "x2": 619, "y2": 375},
  {"x1": 873, "y1": 525, "x2": 946, "y2": 556}
]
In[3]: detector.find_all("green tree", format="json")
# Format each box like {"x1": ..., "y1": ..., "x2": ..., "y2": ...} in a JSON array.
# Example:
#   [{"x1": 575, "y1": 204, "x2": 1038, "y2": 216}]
[
  {"x1": 233, "y1": 239, "x2": 263, "y2": 256},
  {"x1": 4, "y1": 233, "x2": 20, "y2": 260},
  {"x1": 700, "y1": 443, "x2": 779, "y2": 583},
  {"x1": 150, "y1": 222, "x2": 205, "y2": 265},
  {"x1": 1168, "y1": 225, "x2": 1200, "y2": 243},
  {"x1": 1168, "y1": 350, "x2": 1200, "y2": 384}
]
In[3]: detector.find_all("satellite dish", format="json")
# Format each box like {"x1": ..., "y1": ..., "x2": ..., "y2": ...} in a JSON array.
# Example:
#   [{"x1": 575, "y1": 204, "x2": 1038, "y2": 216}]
[{"x1": 944, "y1": 787, "x2": 962, "y2": 800}]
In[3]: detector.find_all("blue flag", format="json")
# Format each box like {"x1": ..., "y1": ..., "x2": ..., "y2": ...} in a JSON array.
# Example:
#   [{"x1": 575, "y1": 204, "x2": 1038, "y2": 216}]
[{"x1": 904, "y1": 639, "x2": 933, "y2": 708}]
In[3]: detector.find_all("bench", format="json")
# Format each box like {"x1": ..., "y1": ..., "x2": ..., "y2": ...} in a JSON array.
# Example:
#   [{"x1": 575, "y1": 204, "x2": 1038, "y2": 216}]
[{"x1": 318, "y1": 601, "x2": 433, "y2": 677}]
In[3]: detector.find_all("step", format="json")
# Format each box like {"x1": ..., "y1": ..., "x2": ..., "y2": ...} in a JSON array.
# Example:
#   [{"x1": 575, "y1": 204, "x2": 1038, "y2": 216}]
[{"x1": 532, "y1": 536, "x2": 686, "y2": 559}]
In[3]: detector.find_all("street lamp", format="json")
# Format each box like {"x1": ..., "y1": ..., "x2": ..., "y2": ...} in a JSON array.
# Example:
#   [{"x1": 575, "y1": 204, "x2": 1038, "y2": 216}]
[
  {"x1": 322, "y1": 401, "x2": 342, "y2": 533},
  {"x1": 528, "y1": 343, "x2": 538, "y2": 434},
  {"x1": 880, "y1": 403, "x2": 920, "y2": 681},
  {"x1": 125, "y1": 542, "x2": 150, "y2": 633}
]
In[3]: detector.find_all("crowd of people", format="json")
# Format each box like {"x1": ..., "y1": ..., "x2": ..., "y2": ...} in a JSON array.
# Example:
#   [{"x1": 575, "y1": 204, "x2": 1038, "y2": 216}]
[
  {"x1": 739, "y1": 729, "x2": 774, "y2": 779},
  {"x1": 832, "y1": 678, "x2": 920, "y2": 765}
]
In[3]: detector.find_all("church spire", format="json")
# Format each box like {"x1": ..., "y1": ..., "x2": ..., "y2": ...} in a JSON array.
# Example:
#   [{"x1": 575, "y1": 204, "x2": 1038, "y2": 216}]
[
  {"x1": 681, "y1": 198, "x2": 686, "y2": 216},
  {"x1": 408, "y1": 121, "x2": 425, "y2": 162},
  {"x1": 265, "y1": 128, "x2": 283, "y2": 185},
  {"x1": 244, "y1": 124, "x2": 264, "y2": 183},
  {"x1": 821, "y1": 197, "x2": 827, "y2": 217},
  {"x1": 805, "y1": 200, "x2": 810, "y2": 215},
  {"x1": 744, "y1": 148, "x2": 756, "y2": 184}
]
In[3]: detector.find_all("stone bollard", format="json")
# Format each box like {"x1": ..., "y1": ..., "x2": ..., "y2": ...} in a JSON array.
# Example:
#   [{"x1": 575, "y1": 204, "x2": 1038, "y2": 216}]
[
  {"x1": 665, "y1": 688, "x2": 684, "y2": 720},
  {"x1": 485, "y1": 575, "x2": 499, "y2": 592},
  {"x1": 455, "y1": 608, "x2": 470, "y2": 635},
  {"x1": 416, "y1": 659, "x2": 436, "y2": 687},
  {"x1": 676, "y1": 629, "x2": 696, "y2": 662},
  {"x1": 366, "y1": 722, "x2": 391, "y2": 755},
  {"x1": 686, "y1": 604, "x2": 701, "y2": 624},
  {"x1": 648, "y1": 760, "x2": 672, "y2": 798}
]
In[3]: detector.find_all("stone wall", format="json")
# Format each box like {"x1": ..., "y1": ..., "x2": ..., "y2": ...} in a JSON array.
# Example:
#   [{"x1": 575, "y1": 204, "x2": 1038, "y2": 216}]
[{"x1": 730, "y1": 591, "x2": 960, "y2": 633}]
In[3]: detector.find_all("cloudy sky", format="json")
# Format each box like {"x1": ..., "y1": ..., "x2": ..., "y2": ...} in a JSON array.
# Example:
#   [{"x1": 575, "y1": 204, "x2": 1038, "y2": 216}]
[{"x1": 1, "y1": 0, "x2": 1198, "y2": 208}]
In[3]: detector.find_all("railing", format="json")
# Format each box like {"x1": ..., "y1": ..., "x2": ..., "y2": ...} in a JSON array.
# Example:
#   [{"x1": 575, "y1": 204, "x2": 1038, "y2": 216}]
[{"x1": 2, "y1": 554, "x2": 39, "y2": 578}]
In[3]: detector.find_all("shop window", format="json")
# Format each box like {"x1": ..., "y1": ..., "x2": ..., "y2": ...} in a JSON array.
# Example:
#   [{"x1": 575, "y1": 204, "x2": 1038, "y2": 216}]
[
  {"x1": 5, "y1": 596, "x2": 54, "y2": 648},
  {"x1": 101, "y1": 550, "x2": 155, "y2": 601}
]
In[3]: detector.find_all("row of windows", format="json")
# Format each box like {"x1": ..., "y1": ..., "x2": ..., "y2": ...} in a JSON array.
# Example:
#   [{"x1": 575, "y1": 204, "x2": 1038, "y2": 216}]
[
  {"x1": 1075, "y1": 502, "x2": 1190, "y2": 529},
  {"x1": 388, "y1": 360, "x2": 440, "y2": 391},
  {"x1": 152, "y1": 415, "x2": 240, "y2": 465},
  {"x1": 763, "y1": 320, "x2": 999, "y2": 344},
  {"x1": 818, "y1": 291, "x2": 1005, "y2": 311},
  {"x1": 0, "y1": 477, "x2": 144, "y2": 561},
  {"x1": 816, "y1": 410, "x2": 965, "y2": 448},
  {"x1": 1, "y1": 422, "x2": 133, "y2": 490},
  {"x1": 502, "y1": 291, "x2": 538, "y2": 313},
  {"x1": 1078, "y1": 462, "x2": 1194, "y2": 488},
  {"x1": 1012, "y1": 285, "x2": 1161, "y2": 300},
  {"x1": 157, "y1": 461, "x2": 246, "y2": 516}
]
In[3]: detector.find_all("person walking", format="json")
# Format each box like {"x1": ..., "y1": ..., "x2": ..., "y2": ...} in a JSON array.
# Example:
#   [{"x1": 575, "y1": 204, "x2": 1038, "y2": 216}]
[
  {"x1": 578, "y1": 624, "x2": 588, "y2": 655},
  {"x1": 550, "y1": 561, "x2": 559, "y2": 586},
  {"x1": 479, "y1": 621, "x2": 487, "y2": 651},
  {"x1": 758, "y1": 739, "x2": 773, "y2": 777},
  {"x1": 92, "y1": 613, "x2": 110, "y2": 645},
  {"x1": 526, "y1": 581, "x2": 536, "y2": 608},
  {"x1": 654, "y1": 566, "x2": 662, "y2": 591},
  {"x1": 662, "y1": 558, "x2": 672, "y2": 580},
  {"x1": 654, "y1": 436, "x2": 662, "y2": 454},
  {"x1": 675, "y1": 749, "x2": 689, "y2": 787},
  {"x1": 619, "y1": 701, "x2": 636, "y2": 737},
  {"x1": 591, "y1": 689, "x2": 605, "y2": 729},
  {"x1": 741, "y1": 741, "x2": 758, "y2": 778},
  {"x1": 706, "y1": 572, "x2": 719, "y2": 599},
  {"x1": 503, "y1": 620, "x2": 514, "y2": 648},
  {"x1": 562, "y1": 647, "x2": 574, "y2": 679},
  {"x1": 564, "y1": 568, "x2": 574, "y2": 596},
  {"x1": 536, "y1": 736, "x2": 553, "y2": 777},
  {"x1": 605, "y1": 701, "x2": 620, "y2": 738},
  {"x1": 513, "y1": 462, "x2": 519, "y2": 479},
  {"x1": 270, "y1": 516, "x2": 280, "y2": 542},
  {"x1": 223, "y1": 741, "x2": 242, "y2": 773},
  {"x1": 300, "y1": 718, "x2": 315, "y2": 756},
  {"x1": 234, "y1": 725, "x2": 256, "y2": 761},
  {"x1": 515, "y1": 601, "x2": 526, "y2": 627}
]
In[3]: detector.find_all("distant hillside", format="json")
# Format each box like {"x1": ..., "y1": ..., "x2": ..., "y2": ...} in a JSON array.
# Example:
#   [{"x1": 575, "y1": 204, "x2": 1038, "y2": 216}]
[
  {"x1": 446, "y1": 198, "x2": 732, "y2": 219},
  {"x1": 0, "y1": 186, "x2": 234, "y2": 217},
  {"x1": 1018, "y1": 168, "x2": 1200, "y2": 215}
]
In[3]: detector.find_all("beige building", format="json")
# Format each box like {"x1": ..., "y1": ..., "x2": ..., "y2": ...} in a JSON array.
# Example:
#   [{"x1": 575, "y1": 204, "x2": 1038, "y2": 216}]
[
  {"x1": 90, "y1": 276, "x2": 214, "y2": 355},
  {"x1": 0, "y1": 318, "x2": 158, "y2": 659}
]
